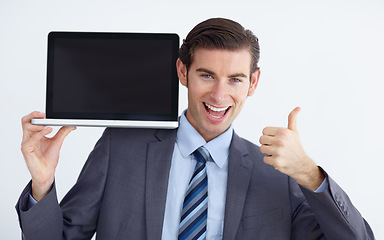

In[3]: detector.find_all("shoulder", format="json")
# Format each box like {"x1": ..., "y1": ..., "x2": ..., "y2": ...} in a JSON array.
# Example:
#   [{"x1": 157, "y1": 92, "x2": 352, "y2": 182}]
[
  {"x1": 102, "y1": 127, "x2": 177, "y2": 142},
  {"x1": 91, "y1": 128, "x2": 177, "y2": 161},
  {"x1": 94, "y1": 128, "x2": 177, "y2": 153}
]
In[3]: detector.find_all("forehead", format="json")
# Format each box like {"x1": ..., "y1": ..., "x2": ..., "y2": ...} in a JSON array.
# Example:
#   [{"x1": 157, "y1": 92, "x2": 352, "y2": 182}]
[{"x1": 190, "y1": 48, "x2": 252, "y2": 75}]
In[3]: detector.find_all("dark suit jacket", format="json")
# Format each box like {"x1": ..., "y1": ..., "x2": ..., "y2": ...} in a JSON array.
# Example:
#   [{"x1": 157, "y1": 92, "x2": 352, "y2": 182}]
[{"x1": 16, "y1": 128, "x2": 375, "y2": 239}]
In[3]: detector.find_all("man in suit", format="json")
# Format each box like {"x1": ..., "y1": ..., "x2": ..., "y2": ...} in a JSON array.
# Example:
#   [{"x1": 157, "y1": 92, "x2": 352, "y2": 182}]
[{"x1": 17, "y1": 18, "x2": 375, "y2": 239}]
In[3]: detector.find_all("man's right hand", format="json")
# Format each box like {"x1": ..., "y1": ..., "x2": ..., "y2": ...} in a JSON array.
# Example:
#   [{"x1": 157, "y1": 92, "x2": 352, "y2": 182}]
[{"x1": 21, "y1": 111, "x2": 76, "y2": 201}]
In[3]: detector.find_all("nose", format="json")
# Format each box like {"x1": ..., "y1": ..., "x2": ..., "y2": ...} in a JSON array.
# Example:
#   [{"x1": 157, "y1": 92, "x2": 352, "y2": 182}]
[{"x1": 210, "y1": 81, "x2": 228, "y2": 103}]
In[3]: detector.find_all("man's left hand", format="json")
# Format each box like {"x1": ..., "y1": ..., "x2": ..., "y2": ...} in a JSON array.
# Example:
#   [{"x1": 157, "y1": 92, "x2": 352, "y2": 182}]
[{"x1": 259, "y1": 107, "x2": 325, "y2": 191}]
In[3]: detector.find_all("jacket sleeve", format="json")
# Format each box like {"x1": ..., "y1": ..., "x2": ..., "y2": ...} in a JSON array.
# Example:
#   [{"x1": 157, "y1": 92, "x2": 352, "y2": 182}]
[
  {"x1": 16, "y1": 181, "x2": 63, "y2": 240},
  {"x1": 15, "y1": 128, "x2": 112, "y2": 240},
  {"x1": 299, "y1": 169, "x2": 375, "y2": 240}
]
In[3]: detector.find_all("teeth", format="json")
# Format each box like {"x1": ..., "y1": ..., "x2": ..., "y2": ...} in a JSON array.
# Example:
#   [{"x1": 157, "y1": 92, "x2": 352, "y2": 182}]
[
  {"x1": 205, "y1": 103, "x2": 228, "y2": 112},
  {"x1": 210, "y1": 114, "x2": 222, "y2": 119}
]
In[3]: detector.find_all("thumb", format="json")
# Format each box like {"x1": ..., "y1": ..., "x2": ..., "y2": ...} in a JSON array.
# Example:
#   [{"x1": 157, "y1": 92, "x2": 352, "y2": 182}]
[
  {"x1": 288, "y1": 107, "x2": 301, "y2": 132},
  {"x1": 53, "y1": 126, "x2": 77, "y2": 144}
]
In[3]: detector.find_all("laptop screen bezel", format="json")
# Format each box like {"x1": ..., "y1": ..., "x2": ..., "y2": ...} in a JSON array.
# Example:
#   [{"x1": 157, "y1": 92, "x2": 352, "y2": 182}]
[{"x1": 45, "y1": 31, "x2": 179, "y2": 122}]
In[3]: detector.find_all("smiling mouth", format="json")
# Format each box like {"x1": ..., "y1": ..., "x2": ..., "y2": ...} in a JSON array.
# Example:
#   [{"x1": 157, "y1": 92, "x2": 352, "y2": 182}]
[{"x1": 204, "y1": 103, "x2": 230, "y2": 119}]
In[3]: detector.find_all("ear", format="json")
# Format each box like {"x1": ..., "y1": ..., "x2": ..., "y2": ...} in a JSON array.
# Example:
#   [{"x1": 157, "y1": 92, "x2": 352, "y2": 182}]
[
  {"x1": 176, "y1": 58, "x2": 188, "y2": 87},
  {"x1": 248, "y1": 69, "x2": 260, "y2": 97}
]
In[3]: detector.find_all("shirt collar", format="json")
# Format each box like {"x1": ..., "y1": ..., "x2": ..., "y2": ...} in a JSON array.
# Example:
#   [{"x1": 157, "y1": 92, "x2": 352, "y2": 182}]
[{"x1": 176, "y1": 110, "x2": 233, "y2": 168}]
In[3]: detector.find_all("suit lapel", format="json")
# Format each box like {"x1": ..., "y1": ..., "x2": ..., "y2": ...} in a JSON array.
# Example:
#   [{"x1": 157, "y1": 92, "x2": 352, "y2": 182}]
[
  {"x1": 223, "y1": 133, "x2": 253, "y2": 240},
  {"x1": 145, "y1": 129, "x2": 177, "y2": 240}
]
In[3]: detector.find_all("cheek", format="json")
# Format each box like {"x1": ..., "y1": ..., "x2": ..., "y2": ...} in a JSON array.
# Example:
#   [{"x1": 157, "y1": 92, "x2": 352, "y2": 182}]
[
  {"x1": 188, "y1": 85, "x2": 206, "y2": 100},
  {"x1": 233, "y1": 90, "x2": 250, "y2": 104},
  {"x1": 187, "y1": 89, "x2": 203, "y2": 108}
]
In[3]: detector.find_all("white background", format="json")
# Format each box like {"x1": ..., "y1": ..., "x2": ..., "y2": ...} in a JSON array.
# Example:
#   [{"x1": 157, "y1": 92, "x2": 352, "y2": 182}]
[{"x1": 1, "y1": 0, "x2": 383, "y2": 239}]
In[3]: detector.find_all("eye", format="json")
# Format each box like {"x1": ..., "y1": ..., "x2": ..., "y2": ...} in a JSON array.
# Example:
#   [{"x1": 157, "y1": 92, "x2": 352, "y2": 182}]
[
  {"x1": 230, "y1": 78, "x2": 242, "y2": 83},
  {"x1": 202, "y1": 74, "x2": 213, "y2": 79}
]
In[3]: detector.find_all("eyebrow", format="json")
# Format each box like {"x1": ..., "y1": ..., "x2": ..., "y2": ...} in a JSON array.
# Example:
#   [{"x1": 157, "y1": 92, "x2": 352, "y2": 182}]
[
  {"x1": 196, "y1": 68, "x2": 248, "y2": 79},
  {"x1": 196, "y1": 68, "x2": 215, "y2": 75}
]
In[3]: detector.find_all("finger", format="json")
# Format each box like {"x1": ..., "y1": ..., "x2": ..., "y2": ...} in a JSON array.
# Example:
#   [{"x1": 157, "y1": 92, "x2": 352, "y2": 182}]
[
  {"x1": 263, "y1": 155, "x2": 275, "y2": 167},
  {"x1": 22, "y1": 111, "x2": 45, "y2": 125},
  {"x1": 259, "y1": 135, "x2": 274, "y2": 145},
  {"x1": 259, "y1": 144, "x2": 275, "y2": 156},
  {"x1": 262, "y1": 127, "x2": 280, "y2": 136},
  {"x1": 263, "y1": 156, "x2": 281, "y2": 171},
  {"x1": 21, "y1": 111, "x2": 45, "y2": 129},
  {"x1": 30, "y1": 127, "x2": 53, "y2": 142},
  {"x1": 52, "y1": 126, "x2": 77, "y2": 145},
  {"x1": 24, "y1": 123, "x2": 46, "y2": 135},
  {"x1": 288, "y1": 107, "x2": 301, "y2": 132},
  {"x1": 22, "y1": 127, "x2": 53, "y2": 155},
  {"x1": 22, "y1": 112, "x2": 46, "y2": 140}
]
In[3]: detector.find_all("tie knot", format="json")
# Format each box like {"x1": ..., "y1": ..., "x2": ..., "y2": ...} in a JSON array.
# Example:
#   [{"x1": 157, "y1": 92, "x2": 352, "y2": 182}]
[{"x1": 193, "y1": 146, "x2": 210, "y2": 164}]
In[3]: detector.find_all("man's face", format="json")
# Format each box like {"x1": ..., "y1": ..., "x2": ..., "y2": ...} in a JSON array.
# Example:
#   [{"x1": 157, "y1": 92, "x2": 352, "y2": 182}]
[{"x1": 177, "y1": 48, "x2": 260, "y2": 142}]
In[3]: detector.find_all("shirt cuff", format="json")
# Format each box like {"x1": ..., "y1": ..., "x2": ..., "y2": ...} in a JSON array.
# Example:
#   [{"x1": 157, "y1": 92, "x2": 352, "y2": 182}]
[
  {"x1": 28, "y1": 193, "x2": 38, "y2": 209},
  {"x1": 314, "y1": 178, "x2": 328, "y2": 193}
]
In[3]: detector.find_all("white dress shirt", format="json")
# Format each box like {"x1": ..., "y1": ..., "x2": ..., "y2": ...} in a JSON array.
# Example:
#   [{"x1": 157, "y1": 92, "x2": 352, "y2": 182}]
[{"x1": 161, "y1": 111, "x2": 233, "y2": 239}]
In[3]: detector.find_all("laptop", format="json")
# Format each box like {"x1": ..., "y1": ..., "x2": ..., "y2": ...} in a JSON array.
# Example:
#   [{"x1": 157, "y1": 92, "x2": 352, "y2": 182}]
[{"x1": 32, "y1": 31, "x2": 179, "y2": 129}]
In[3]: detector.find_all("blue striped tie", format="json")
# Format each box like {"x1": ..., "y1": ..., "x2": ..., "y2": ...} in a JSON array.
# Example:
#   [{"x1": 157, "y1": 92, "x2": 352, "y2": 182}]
[{"x1": 178, "y1": 146, "x2": 210, "y2": 240}]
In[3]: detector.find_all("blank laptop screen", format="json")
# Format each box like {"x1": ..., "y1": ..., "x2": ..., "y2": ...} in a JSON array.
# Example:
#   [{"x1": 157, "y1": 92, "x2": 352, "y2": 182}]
[{"x1": 46, "y1": 32, "x2": 179, "y2": 121}]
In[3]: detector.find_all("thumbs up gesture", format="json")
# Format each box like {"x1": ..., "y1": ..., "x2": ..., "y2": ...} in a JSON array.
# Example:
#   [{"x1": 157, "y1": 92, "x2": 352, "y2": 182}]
[{"x1": 259, "y1": 107, "x2": 324, "y2": 191}]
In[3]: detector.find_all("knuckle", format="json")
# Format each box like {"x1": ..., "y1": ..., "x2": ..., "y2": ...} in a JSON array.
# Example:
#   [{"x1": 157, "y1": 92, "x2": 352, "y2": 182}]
[
  {"x1": 274, "y1": 158, "x2": 286, "y2": 169},
  {"x1": 272, "y1": 160, "x2": 281, "y2": 169},
  {"x1": 263, "y1": 156, "x2": 271, "y2": 164},
  {"x1": 277, "y1": 128, "x2": 288, "y2": 137},
  {"x1": 275, "y1": 148, "x2": 283, "y2": 157},
  {"x1": 262, "y1": 156, "x2": 267, "y2": 163},
  {"x1": 20, "y1": 142, "x2": 28, "y2": 154},
  {"x1": 31, "y1": 111, "x2": 41, "y2": 116},
  {"x1": 279, "y1": 163, "x2": 288, "y2": 172},
  {"x1": 275, "y1": 163, "x2": 281, "y2": 170}
]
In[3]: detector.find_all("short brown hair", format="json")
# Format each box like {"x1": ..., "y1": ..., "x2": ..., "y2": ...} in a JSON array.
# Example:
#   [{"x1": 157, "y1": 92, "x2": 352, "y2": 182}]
[{"x1": 179, "y1": 18, "x2": 260, "y2": 73}]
